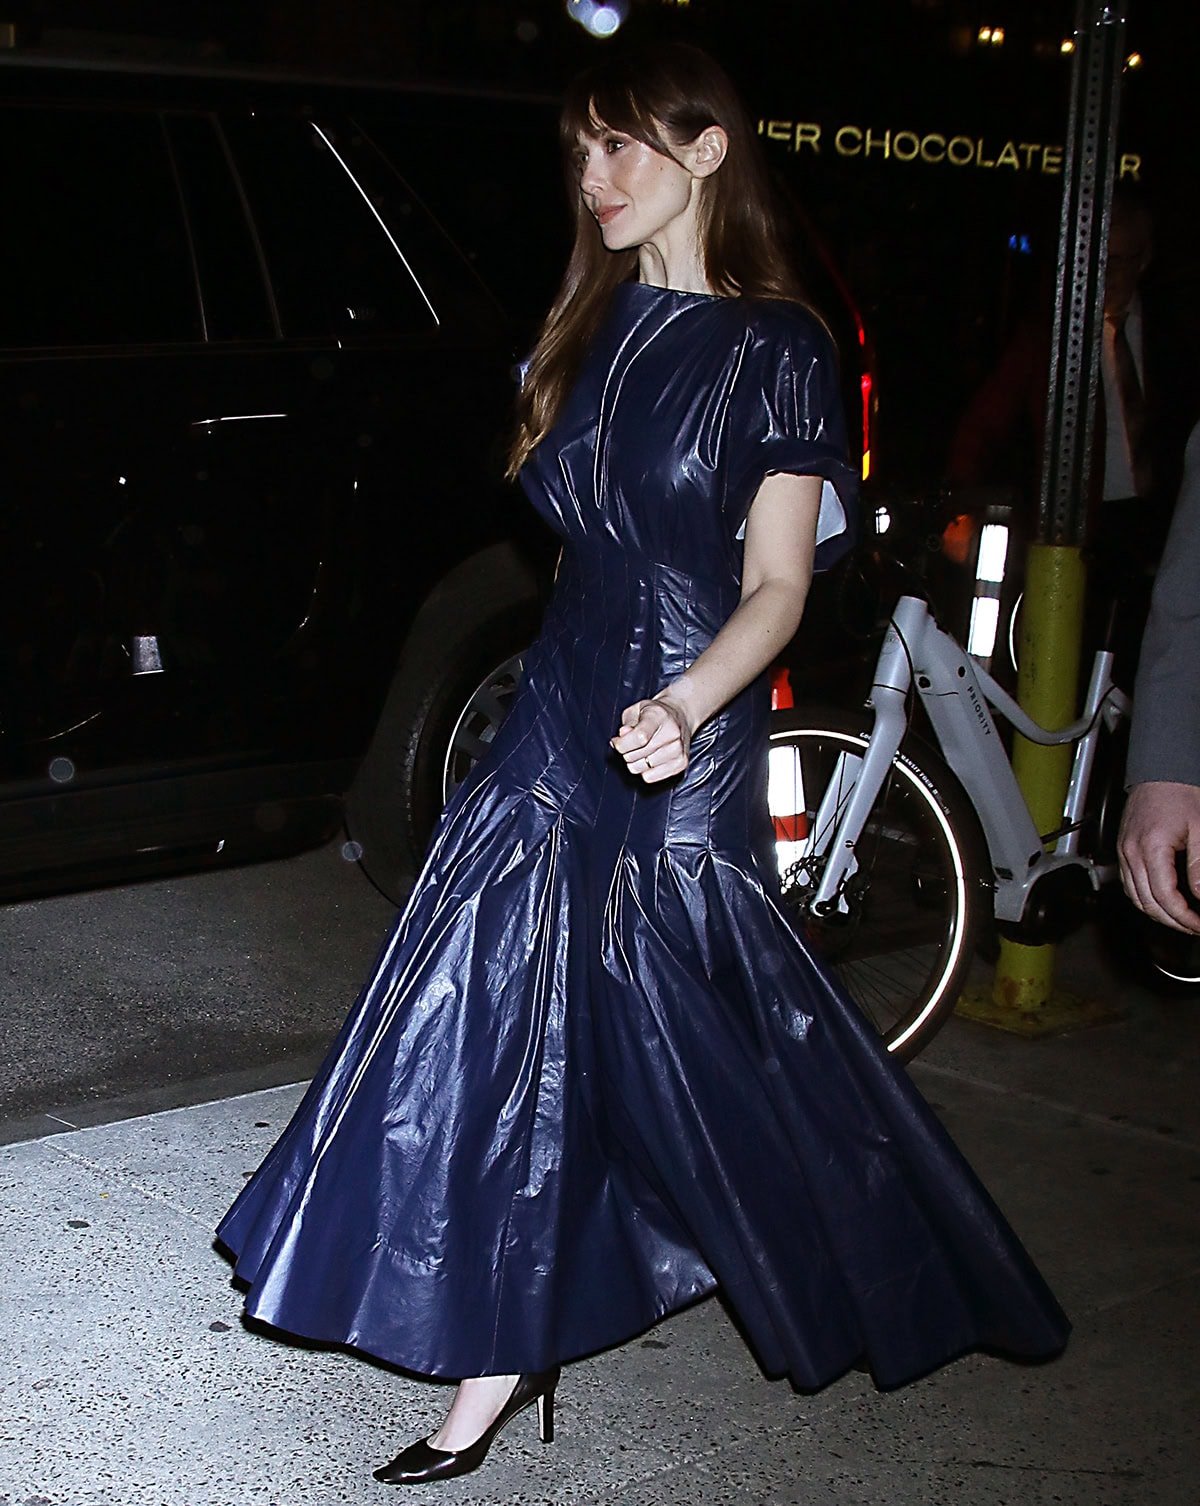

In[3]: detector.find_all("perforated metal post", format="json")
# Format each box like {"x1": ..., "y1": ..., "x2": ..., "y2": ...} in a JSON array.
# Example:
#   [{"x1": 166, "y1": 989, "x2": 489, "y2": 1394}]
[
  {"x1": 961, "y1": 1, "x2": 1127, "y2": 1032},
  {"x1": 1039, "y1": 1, "x2": 1126, "y2": 548}
]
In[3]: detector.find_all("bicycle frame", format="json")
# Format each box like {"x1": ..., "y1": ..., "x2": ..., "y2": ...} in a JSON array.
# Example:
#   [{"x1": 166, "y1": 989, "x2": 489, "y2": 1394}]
[{"x1": 809, "y1": 595, "x2": 1130, "y2": 925}]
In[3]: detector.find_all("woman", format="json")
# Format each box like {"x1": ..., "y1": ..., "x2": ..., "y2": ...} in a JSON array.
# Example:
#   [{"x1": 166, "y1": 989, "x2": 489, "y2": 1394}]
[{"x1": 217, "y1": 42, "x2": 1069, "y2": 1485}]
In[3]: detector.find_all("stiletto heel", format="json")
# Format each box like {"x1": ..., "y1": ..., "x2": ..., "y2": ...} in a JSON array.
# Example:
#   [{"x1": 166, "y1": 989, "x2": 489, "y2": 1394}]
[
  {"x1": 373, "y1": 1366, "x2": 560, "y2": 1484},
  {"x1": 536, "y1": 1386, "x2": 554, "y2": 1444}
]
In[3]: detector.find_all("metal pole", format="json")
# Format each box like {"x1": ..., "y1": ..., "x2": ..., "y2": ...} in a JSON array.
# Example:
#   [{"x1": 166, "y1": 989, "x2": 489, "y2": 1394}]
[
  {"x1": 1038, "y1": 0, "x2": 1126, "y2": 548},
  {"x1": 964, "y1": 1, "x2": 1127, "y2": 1032}
]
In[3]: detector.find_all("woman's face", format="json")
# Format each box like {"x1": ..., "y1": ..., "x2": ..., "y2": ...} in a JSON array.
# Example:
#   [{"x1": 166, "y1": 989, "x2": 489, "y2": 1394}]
[{"x1": 575, "y1": 122, "x2": 697, "y2": 253}]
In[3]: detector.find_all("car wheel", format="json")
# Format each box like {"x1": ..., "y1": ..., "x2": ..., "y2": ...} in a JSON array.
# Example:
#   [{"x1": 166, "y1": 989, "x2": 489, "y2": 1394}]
[
  {"x1": 345, "y1": 566, "x2": 540, "y2": 906},
  {"x1": 440, "y1": 649, "x2": 527, "y2": 806}
]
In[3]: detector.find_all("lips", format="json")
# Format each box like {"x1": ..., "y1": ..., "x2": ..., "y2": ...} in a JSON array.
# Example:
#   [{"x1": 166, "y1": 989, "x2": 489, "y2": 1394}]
[{"x1": 596, "y1": 205, "x2": 625, "y2": 226}]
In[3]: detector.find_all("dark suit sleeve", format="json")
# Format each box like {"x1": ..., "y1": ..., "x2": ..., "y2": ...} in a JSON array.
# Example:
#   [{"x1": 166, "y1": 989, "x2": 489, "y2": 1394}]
[{"x1": 1126, "y1": 421, "x2": 1200, "y2": 787}]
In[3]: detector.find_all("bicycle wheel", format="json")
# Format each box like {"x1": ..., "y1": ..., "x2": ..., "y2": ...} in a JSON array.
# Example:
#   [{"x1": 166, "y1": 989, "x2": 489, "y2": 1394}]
[{"x1": 768, "y1": 707, "x2": 990, "y2": 1060}]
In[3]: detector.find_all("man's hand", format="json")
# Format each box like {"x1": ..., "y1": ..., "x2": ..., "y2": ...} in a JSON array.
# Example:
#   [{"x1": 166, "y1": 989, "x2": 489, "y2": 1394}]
[{"x1": 1118, "y1": 780, "x2": 1200, "y2": 934}]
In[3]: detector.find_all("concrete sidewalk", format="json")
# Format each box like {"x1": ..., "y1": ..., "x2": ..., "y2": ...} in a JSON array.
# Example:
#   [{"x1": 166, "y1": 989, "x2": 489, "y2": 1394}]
[{"x1": 1, "y1": 950, "x2": 1197, "y2": 1505}]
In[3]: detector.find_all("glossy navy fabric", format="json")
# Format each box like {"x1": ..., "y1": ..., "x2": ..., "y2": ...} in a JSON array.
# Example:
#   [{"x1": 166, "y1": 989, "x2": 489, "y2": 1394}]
[{"x1": 217, "y1": 283, "x2": 1069, "y2": 1387}]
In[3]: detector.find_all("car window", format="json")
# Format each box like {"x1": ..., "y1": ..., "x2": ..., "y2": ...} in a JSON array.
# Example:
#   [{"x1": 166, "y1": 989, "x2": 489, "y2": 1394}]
[
  {"x1": 165, "y1": 112, "x2": 277, "y2": 342},
  {"x1": 224, "y1": 112, "x2": 440, "y2": 340},
  {"x1": 0, "y1": 105, "x2": 201, "y2": 349},
  {"x1": 359, "y1": 95, "x2": 567, "y2": 339}
]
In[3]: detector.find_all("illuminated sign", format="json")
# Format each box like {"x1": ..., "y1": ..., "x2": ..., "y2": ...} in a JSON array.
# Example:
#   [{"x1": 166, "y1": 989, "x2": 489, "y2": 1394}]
[{"x1": 759, "y1": 119, "x2": 1142, "y2": 180}]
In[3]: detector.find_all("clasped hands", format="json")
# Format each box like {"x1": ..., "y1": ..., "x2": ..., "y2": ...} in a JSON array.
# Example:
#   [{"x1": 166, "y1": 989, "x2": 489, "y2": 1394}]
[{"x1": 611, "y1": 690, "x2": 694, "y2": 784}]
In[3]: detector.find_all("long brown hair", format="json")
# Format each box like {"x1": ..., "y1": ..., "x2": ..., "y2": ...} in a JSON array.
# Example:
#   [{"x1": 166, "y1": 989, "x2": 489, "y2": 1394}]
[{"x1": 506, "y1": 41, "x2": 810, "y2": 479}]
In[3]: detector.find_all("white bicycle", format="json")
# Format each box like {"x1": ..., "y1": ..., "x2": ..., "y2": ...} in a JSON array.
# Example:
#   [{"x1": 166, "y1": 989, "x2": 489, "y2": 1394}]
[
  {"x1": 768, "y1": 594, "x2": 1131, "y2": 1059},
  {"x1": 439, "y1": 594, "x2": 1131, "y2": 1061}
]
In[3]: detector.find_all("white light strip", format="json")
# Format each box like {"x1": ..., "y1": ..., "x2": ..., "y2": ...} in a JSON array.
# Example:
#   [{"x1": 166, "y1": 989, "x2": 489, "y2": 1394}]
[
  {"x1": 311, "y1": 123, "x2": 440, "y2": 328},
  {"x1": 967, "y1": 595, "x2": 1000, "y2": 659},
  {"x1": 976, "y1": 522, "x2": 1010, "y2": 584},
  {"x1": 767, "y1": 745, "x2": 804, "y2": 817}
]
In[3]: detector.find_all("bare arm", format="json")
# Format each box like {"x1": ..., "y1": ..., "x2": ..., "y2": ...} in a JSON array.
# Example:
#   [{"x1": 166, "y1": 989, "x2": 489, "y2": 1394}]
[{"x1": 610, "y1": 472, "x2": 822, "y2": 782}]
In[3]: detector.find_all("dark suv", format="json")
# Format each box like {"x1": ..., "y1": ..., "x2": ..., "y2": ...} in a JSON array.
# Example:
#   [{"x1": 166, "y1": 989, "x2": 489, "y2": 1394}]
[{"x1": 0, "y1": 61, "x2": 569, "y2": 902}]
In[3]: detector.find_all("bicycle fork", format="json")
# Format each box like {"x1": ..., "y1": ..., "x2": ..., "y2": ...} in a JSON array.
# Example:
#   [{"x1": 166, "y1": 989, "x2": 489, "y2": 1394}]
[{"x1": 808, "y1": 613, "x2": 913, "y2": 917}]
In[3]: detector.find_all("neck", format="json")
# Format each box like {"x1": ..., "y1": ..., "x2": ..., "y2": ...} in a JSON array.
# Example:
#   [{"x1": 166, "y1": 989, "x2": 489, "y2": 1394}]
[
  {"x1": 636, "y1": 244, "x2": 713, "y2": 295},
  {"x1": 635, "y1": 199, "x2": 713, "y2": 294}
]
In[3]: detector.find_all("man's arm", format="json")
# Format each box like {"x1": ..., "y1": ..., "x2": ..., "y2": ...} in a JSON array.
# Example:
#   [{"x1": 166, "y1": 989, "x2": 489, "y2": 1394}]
[{"x1": 1119, "y1": 421, "x2": 1200, "y2": 932}]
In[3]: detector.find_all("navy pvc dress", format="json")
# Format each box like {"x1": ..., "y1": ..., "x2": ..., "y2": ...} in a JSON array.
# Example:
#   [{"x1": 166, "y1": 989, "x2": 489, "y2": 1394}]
[{"x1": 217, "y1": 283, "x2": 1069, "y2": 1388}]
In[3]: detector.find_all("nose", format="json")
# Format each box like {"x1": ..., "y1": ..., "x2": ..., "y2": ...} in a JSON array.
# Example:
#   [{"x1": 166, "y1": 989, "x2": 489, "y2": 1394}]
[{"x1": 579, "y1": 147, "x2": 608, "y2": 200}]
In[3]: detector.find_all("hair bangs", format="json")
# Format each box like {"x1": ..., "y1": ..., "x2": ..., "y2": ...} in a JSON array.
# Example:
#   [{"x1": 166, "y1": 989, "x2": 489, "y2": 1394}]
[{"x1": 559, "y1": 72, "x2": 673, "y2": 167}]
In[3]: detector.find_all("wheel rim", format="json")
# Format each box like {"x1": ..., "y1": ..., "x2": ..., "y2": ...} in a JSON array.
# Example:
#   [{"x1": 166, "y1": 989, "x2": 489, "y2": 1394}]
[
  {"x1": 441, "y1": 652, "x2": 526, "y2": 804},
  {"x1": 768, "y1": 724, "x2": 971, "y2": 1054}
]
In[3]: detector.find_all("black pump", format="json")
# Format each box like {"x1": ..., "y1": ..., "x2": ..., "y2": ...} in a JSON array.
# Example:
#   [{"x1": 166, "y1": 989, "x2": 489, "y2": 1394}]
[{"x1": 373, "y1": 1367, "x2": 559, "y2": 1485}]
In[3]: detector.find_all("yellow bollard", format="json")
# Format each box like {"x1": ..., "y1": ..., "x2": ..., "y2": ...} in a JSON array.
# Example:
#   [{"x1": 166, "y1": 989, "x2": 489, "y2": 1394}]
[{"x1": 957, "y1": 543, "x2": 1121, "y2": 1034}]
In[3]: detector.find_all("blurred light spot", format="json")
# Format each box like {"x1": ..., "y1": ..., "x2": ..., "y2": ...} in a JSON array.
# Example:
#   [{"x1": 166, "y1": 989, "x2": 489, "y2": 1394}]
[
  {"x1": 942, "y1": 512, "x2": 976, "y2": 565},
  {"x1": 49, "y1": 757, "x2": 76, "y2": 783},
  {"x1": 1061, "y1": 38, "x2": 1076, "y2": 54},
  {"x1": 341, "y1": 840, "x2": 365, "y2": 862},
  {"x1": 1124, "y1": 51, "x2": 1143, "y2": 70},
  {"x1": 567, "y1": 0, "x2": 628, "y2": 39}
]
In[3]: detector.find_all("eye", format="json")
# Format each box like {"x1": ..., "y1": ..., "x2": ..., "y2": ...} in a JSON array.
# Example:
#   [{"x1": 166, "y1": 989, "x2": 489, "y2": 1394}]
[{"x1": 604, "y1": 134, "x2": 626, "y2": 154}]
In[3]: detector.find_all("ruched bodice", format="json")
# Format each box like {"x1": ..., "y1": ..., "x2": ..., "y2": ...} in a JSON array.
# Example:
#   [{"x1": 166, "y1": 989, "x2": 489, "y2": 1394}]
[{"x1": 217, "y1": 282, "x2": 1069, "y2": 1390}]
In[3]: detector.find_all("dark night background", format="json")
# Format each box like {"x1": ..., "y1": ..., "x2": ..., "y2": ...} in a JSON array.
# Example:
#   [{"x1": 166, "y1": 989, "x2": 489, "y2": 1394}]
[{"x1": 3, "y1": 0, "x2": 1198, "y2": 497}]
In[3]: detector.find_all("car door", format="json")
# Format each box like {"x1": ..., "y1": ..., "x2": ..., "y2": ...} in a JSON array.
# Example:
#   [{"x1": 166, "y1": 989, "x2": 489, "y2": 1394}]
[{"x1": 0, "y1": 98, "x2": 503, "y2": 803}]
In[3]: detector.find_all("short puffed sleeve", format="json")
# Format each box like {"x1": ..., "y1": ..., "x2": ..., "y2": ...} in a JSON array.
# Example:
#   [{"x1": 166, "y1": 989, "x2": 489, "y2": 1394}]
[{"x1": 726, "y1": 305, "x2": 859, "y2": 572}]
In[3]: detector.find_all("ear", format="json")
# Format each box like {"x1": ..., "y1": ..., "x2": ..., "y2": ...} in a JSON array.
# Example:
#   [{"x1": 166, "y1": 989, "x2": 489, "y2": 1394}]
[{"x1": 689, "y1": 125, "x2": 728, "y2": 179}]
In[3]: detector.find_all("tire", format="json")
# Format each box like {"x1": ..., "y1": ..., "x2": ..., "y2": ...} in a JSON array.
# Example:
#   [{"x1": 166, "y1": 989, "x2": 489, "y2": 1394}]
[
  {"x1": 345, "y1": 548, "x2": 542, "y2": 905},
  {"x1": 768, "y1": 707, "x2": 991, "y2": 1059}
]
